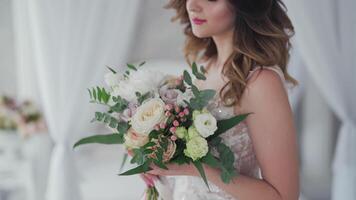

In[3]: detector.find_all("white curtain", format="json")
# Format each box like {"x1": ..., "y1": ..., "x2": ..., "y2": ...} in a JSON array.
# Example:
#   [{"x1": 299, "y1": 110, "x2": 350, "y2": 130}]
[
  {"x1": 12, "y1": 0, "x2": 141, "y2": 200},
  {"x1": 284, "y1": 0, "x2": 356, "y2": 199}
]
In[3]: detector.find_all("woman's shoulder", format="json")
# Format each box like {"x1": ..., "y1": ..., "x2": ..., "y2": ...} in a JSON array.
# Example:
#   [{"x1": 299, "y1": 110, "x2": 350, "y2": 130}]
[{"x1": 237, "y1": 65, "x2": 289, "y2": 113}]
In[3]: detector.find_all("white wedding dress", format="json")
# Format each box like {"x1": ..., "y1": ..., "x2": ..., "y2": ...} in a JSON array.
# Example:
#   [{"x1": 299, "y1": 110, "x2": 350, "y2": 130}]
[{"x1": 158, "y1": 65, "x2": 288, "y2": 200}]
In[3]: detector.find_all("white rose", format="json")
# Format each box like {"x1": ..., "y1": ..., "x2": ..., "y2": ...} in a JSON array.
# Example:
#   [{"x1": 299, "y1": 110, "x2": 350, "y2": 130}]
[
  {"x1": 124, "y1": 128, "x2": 149, "y2": 149},
  {"x1": 104, "y1": 72, "x2": 122, "y2": 88},
  {"x1": 193, "y1": 112, "x2": 218, "y2": 138},
  {"x1": 130, "y1": 98, "x2": 167, "y2": 135},
  {"x1": 176, "y1": 88, "x2": 194, "y2": 106}
]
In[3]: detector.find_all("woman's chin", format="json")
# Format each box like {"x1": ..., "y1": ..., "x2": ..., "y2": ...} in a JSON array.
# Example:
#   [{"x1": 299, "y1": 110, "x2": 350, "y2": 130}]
[{"x1": 192, "y1": 30, "x2": 210, "y2": 38}]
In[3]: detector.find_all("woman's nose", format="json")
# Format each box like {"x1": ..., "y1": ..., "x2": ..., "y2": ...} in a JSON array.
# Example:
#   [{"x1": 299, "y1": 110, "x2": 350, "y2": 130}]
[{"x1": 187, "y1": 0, "x2": 202, "y2": 13}]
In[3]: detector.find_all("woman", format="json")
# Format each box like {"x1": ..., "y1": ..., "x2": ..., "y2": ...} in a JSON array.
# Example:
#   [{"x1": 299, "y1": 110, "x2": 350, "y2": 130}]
[{"x1": 143, "y1": 0, "x2": 300, "y2": 199}]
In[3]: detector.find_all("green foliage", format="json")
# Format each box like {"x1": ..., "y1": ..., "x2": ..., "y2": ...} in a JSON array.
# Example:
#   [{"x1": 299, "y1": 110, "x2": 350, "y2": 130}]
[
  {"x1": 204, "y1": 138, "x2": 238, "y2": 183},
  {"x1": 109, "y1": 96, "x2": 128, "y2": 113},
  {"x1": 200, "y1": 65, "x2": 206, "y2": 74},
  {"x1": 106, "y1": 65, "x2": 117, "y2": 74},
  {"x1": 189, "y1": 89, "x2": 216, "y2": 110},
  {"x1": 73, "y1": 133, "x2": 125, "y2": 148},
  {"x1": 193, "y1": 160, "x2": 210, "y2": 191},
  {"x1": 139, "y1": 61, "x2": 146, "y2": 67},
  {"x1": 91, "y1": 112, "x2": 129, "y2": 132},
  {"x1": 183, "y1": 70, "x2": 193, "y2": 86},
  {"x1": 119, "y1": 160, "x2": 152, "y2": 176},
  {"x1": 135, "y1": 92, "x2": 152, "y2": 105},
  {"x1": 127, "y1": 63, "x2": 138, "y2": 71},
  {"x1": 210, "y1": 113, "x2": 251, "y2": 139},
  {"x1": 131, "y1": 148, "x2": 145, "y2": 165},
  {"x1": 171, "y1": 153, "x2": 191, "y2": 165},
  {"x1": 192, "y1": 62, "x2": 206, "y2": 80},
  {"x1": 152, "y1": 158, "x2": 168, "y2": 170},
  {"x1": 117, "y1": 121, "x2": 129, "y2": 134},
  {"x1": 149, "y1": 130, "x2": 160, "y2": 140},
  {"x1": 119, "y1": 153, "x2": 128, "y2": 173},
  {"x1": 88, "y1": 87, "x2": 111, "y2": 104}
]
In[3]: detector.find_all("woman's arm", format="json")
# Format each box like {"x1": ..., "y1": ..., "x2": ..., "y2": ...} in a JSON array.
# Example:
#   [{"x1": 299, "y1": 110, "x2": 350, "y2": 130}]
[
  {"x1": 148, "y1": 69, "x2": 299, "y2": 200},
  {"x1": 207, "y1": 69, "x2": 299, "y2": 200}
]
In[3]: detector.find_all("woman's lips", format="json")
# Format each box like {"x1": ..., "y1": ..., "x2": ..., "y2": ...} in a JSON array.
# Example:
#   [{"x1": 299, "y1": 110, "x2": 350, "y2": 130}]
[{"x1": 192, "y1": 18, "x2": 207, "y2": 25}]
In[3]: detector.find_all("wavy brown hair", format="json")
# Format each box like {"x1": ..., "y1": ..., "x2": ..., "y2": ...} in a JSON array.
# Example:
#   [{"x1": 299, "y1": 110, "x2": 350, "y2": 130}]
[{"x1": 165, "y1": 0, "x2": 298, "y2": 106}]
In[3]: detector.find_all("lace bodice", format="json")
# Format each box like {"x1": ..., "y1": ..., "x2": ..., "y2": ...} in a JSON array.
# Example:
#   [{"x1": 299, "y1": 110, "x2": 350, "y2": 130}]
[{"x1": 164, "y1": 65, "x2": 287, "y2": 200}]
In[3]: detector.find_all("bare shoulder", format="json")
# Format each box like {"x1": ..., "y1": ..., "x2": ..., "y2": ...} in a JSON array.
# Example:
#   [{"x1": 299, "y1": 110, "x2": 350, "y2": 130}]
[{"x1": 238, "y1": 68, "x2": 289, "y2": 112}]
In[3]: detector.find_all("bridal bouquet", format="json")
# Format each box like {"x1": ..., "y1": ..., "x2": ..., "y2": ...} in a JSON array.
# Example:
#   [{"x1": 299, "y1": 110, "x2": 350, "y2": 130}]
[{"x1": 74, "y1": 62, "x2": 249, "y2": 200}]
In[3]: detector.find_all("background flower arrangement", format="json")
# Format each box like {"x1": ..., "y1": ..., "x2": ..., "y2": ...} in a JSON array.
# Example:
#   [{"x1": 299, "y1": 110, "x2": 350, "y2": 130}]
[{"x1": 0, "y1": 95, "x2": 47, "y2": 138}]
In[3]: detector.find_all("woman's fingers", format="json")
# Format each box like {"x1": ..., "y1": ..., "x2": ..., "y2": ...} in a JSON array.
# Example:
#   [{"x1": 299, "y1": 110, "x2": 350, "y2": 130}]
[
  {"x1": 145, "y1": 173, "x2": 159, "y2": 181},
  {"x1": 140, "y1": 174, "x2": 155, "y2": 187}
]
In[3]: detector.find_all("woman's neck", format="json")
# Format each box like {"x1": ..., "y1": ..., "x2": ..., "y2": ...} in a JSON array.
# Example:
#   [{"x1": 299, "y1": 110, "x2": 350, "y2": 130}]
[{"x1": 212, "y1": 29, "x2": 234, "y2": 70}]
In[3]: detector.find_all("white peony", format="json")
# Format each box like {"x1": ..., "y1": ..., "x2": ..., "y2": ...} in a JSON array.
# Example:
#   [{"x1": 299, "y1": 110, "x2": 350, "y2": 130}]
[
  {"x1": 193, "y1": 112, "x2": 218, "y2": 138},
  {"x1": 110, "y1": 68, "x2": 164, "y2": 103},
  {"x1": 111, "y1": 79, "x2": 139, "y2": 103},
  {"x1": 130, "y1": 98, "x2": 167, "y2": 135}
]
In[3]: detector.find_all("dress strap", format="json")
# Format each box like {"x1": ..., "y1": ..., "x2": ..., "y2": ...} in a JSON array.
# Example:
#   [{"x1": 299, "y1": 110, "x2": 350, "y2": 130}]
[{"x1": 246, "y1": 65, "x2": 288, "y2": 90}]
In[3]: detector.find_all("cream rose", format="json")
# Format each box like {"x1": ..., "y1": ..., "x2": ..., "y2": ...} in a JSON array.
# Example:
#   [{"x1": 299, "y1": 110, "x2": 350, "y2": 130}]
[
  {"x1": 130, "y1": 98, "x2": 167, "y2": 135},
  {"x1": 193, "y1": 112, "x2": 218, "y2": 138},
  {"x1": 124, "y1": 128, "x2": 149, "y2": 149}
]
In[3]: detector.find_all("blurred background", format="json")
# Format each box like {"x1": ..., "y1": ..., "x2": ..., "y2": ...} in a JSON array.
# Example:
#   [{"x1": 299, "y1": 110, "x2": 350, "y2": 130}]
[{"x1": 0, "y1": 0, "x2": 355, "y2": 200}]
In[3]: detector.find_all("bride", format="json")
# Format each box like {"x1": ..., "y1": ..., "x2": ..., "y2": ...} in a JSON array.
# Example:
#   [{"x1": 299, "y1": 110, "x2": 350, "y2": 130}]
[{"x1": 141, "y1": 0, "x2": 300, "y2": 199}]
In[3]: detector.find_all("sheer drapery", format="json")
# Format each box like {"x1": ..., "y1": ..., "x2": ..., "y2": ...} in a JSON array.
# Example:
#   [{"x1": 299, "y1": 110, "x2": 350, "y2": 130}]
[
  {"x1": 284, "y1": 0, "x2": 356, "y2": 199},
  {"x1": 12, "y1": 1, "x2": 141, "y2": 199}
]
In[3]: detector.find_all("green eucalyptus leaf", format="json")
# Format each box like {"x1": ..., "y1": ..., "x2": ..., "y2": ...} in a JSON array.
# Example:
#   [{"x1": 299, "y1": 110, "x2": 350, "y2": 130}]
[
  {"x1": 199, "y1": 89, "x2": 215, "y2": 101},
  {"x1": 183, "y1": 70, "x2": 193, "y2": 86},
  {"x1": 192, "y1": 62, "x2": 206, "y2": 80},
  {"x1": 117, "y1": 121, "x2": 129, "y2": 134},
  {"x1": 191, "y1": 85, "x2": 200, "y2": 97}
]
